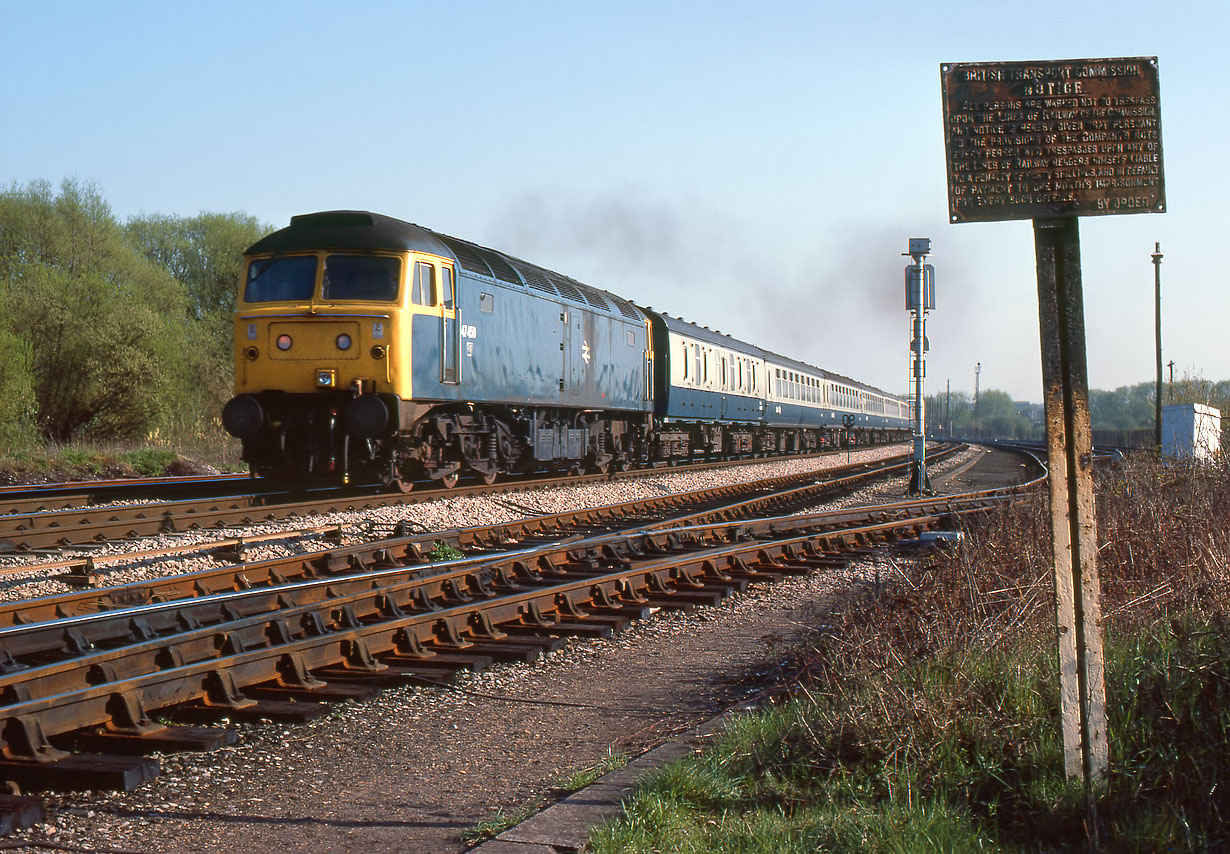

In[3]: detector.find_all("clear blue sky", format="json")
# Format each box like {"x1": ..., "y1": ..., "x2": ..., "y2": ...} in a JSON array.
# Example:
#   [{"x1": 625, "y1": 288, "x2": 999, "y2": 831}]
[{"x1": 4, "y1": 0, "x2": 1225, "y2": 401}]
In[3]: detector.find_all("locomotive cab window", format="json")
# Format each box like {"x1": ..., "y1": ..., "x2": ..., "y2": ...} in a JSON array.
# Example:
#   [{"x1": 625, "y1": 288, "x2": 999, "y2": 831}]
[
  {"x1": 412, "y1": 261, "x2": 435, "y2": 306},
  {"x1": 440, "y1": 265, "x2": 454, "y2": 309},
  {"x1": 322, "y1": 255, "x2": 400, "y2": 302},
  {"x1": 244, "y1": 255, "x2": 317, "y2": 303}
]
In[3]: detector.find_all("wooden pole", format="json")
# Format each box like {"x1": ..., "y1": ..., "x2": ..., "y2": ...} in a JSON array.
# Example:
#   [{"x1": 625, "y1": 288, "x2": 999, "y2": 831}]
[
  {"x1": 1033, "y1": 217, "x2": 1108, "y2": 806},
  {"x1": 1152, "y1": 243, "x2": 1164, "y2": 451}
]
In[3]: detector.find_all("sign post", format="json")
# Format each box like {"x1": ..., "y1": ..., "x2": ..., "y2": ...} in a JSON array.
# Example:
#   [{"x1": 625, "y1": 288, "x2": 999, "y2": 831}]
[{"x1": 940, "y1": 57, "x2": 1165, "y2": 811}]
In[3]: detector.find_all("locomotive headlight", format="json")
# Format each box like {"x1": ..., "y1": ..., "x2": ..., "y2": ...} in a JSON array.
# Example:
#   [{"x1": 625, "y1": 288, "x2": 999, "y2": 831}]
[
  {"x1": 336, "y1": 334, "x2": 352, "y2": 351},
  {"x1": 316, "y1": 369, "x2": 336, "y2": 388},
  {"x1": 276, "y1": 334, "x2": 293, "y2": 351}
]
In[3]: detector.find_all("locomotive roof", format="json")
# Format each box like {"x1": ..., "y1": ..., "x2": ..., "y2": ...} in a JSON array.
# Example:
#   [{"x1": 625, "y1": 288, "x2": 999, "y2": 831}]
[
  {"x1": 245, "y1": 211, "x2": 454, "y2": 256},
  {"x1": 247, "y1": 211, "x2": 646, "y2": 323}
]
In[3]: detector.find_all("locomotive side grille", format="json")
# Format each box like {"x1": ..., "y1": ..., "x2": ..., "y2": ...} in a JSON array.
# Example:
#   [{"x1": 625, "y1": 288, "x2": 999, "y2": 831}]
[{"x1": 435, "y1": 235, "x2": 494, "y2": 278}]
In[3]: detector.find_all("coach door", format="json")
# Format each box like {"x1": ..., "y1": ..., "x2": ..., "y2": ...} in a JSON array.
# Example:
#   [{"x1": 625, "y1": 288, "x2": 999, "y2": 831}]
[{"x1": 439, "y1": 262, "x2": 459, "y2": 384}]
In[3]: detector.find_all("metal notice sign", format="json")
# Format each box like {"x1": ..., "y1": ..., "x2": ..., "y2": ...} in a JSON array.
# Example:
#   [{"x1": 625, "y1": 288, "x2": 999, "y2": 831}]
[{"x1": 941, "y1": 57, "x2": 1164, "y2": 223}]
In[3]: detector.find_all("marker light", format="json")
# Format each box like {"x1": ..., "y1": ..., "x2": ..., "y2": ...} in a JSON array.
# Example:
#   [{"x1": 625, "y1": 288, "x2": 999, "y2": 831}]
[
  {"x1": 336, "y1": 334, "x2": 352, "y2": 351},
  {"x1": 276, "y1": 334, "x2": 293, "y2": 351}
]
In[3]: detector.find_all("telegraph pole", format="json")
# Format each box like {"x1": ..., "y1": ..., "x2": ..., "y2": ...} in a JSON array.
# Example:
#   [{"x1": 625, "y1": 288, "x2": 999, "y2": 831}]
[
  {"x1": 905, "y1": 238, "x2": 934, "y2": 495},
  {"x1": 974, "y1": 362, "x2": 981, "y2": 436},
  {"x1": 1167, "y1": 360, "x2": 1175, "y2": 403},
  {"x1": 1152, "y1": 242, "x2": 1164, "y2": 451},
  {"x1": 945, "y1": 379, "x2": 951, "y2": 438}
]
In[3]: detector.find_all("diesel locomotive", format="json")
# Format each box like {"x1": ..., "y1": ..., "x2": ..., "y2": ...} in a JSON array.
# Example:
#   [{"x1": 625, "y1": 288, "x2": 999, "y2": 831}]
[{"x1": 221, "y1": 211, "x2": 910, "y2": 491}]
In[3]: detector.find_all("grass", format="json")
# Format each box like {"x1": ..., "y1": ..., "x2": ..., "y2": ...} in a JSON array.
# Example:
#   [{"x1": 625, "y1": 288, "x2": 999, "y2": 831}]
[
  {"x1": 589, "y1": 453, "x2": 1230, "y2": 852},
  {"x1": 0, "y1": 435, "x2": 243, "y2": 482},
  {"x1": 460, "y1": 748, "x2": 630, "y2": 845}
]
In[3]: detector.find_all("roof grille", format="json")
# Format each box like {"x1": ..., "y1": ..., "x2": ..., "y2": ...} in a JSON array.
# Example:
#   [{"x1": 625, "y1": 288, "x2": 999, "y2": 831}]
[
  {"x1": 507, "y1": 260, "x2": 558, "y2": 296},
  {"x1": 573, "y1": 283, "x2": 610, "y2": 311},
  {"x1": 547, "y1": 273, "x2": 585, "y2": 303},
  {"x1": 478, "y1": 248, "x2": 522, "y2": 284},
  {"x1": 435, "y1": 235, "x2": 493, "y2": 278},
  {"x1": 610, "y1": 297, "x2": 642, "y2": 320}
]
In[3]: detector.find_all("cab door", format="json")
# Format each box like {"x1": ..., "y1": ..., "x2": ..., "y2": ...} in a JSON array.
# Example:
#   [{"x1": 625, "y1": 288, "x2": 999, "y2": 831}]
[{"x1": 439, "y1": 262, "x2": 459, "y2": 384}]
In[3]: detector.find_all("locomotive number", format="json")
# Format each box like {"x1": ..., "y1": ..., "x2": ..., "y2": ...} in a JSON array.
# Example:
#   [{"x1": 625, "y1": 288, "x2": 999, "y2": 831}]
[{"x1": 461, "y1": 325, "x2": 477, "y2": 339}]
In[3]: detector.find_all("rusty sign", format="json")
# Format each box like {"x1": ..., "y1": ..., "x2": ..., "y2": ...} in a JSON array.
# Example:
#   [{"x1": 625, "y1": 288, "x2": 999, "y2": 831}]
[{"x1": 941, "y1": 58, "x2": 1164, "y2": 223}]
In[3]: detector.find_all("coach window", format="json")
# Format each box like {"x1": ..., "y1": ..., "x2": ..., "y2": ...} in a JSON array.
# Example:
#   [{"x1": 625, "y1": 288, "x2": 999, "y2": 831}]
[
  {"x1": 721, "y1": 357, "x2": 727, "y2": 389},
  {"x1": 682, "y1": 343, "x2": 689, "y2": 381},
  {"x1": 412, "y1": 261, "x2": 435, "y2": 306}
]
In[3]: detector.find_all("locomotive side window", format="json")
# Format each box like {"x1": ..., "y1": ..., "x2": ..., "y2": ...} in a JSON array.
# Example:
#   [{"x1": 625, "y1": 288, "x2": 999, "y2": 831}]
[
  {"x1": 440, "y1": 266, "x2": 455, "y2": 309},
  {"x1": 479, "y1": 292, "x2": 494, "y2": 313},
  {"x1": 412, "y1": 261, "x2": 435, "y2": 306},
  {"x1": 244, "y1": 256, "x2": 317, "y2": 303},
  {"x1": 322, "y1": 255, "x2": 400, "y2": 302}
]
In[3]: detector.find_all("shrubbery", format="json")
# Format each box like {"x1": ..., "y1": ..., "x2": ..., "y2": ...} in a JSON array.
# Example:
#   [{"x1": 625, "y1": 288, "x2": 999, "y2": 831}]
[{"x1": 0, "y1": 179, "x2": 268, "y2": 452}]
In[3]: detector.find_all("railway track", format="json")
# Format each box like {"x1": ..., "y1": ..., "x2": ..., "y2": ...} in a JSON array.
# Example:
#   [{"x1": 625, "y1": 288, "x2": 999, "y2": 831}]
[
  {"x1": 0, "y1": 444, "x2": 1040, "y2": 835},
  {"x1": 0, "y1": 449, "x2": 896, "y2": 553}
]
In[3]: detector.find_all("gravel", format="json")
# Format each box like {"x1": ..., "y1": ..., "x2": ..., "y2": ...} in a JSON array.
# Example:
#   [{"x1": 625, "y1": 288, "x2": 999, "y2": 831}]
[{"x1": 0, "y1": 443, "x2": 994, "y2": 852}]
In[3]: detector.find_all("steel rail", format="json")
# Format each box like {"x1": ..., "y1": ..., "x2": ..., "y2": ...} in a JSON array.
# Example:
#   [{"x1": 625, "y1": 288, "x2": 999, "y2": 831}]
[
  {"x1": 0, "y1": 447, "x2": 959, "y2": 627},
  {"x1": 0, "y1": 500, "x2": 987, "y2": 764},
  {"x1": 0, "y1": 447, "x2": 931, "y2": 552},
  {"x1": 0, "y1": 485, "x2": 1008, "y2": 665}
]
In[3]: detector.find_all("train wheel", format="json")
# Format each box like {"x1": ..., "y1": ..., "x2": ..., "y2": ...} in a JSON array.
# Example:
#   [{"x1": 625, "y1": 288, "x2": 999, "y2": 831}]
[
  {"x1": 387, "y1": 478, "x2": 414, "y2": 494},
  {"x1": 481, "y1": 470, "x2": 498, "y2": 485},
  {"x1": 440, "y1": 471, "x2": 460, "y2": 489}
]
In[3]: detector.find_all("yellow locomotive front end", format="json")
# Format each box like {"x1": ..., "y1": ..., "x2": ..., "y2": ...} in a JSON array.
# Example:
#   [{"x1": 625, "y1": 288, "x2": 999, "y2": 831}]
[
  {"x1": 221, "y1": 211, "x2": 457, "y2": 488},
  {"x1": 233, "y1": 252, "x2": 406, "y2": 398}
]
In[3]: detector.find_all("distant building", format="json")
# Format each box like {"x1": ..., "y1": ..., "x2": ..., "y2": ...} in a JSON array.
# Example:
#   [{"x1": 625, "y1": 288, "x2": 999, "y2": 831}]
[{"x1": 1162, "y1": 404, "x2": 1222, "y2": 462}]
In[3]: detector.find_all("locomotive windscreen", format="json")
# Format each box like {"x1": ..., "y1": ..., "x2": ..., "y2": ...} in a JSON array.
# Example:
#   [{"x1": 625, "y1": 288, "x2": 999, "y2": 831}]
[
  {"x1": 322, "y1": 255, "x2": 400, "y2": 301},
  {"x1": 244, "y1": 256, "x2": 317, "y2": 303}
]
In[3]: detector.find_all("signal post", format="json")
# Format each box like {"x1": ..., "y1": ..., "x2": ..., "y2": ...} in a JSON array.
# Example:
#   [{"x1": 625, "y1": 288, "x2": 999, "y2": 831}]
[{"x1": 905, "y1": 239, "x2": 934, "y2": 496}]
